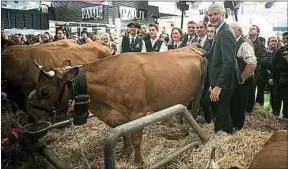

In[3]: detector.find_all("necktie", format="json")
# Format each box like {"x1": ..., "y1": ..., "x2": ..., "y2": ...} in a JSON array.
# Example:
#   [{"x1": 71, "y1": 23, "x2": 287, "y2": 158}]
[
  {"x1": 189, "y1": 36, "x2": 192, "y2": 44},
  {"x1": 198, "y1": 39, "x2": 202, "y2": 44},
  {"x1": 174, "y1": 44, "x2": 178, "y2": 49},
  {"x1": 130, "y1": 37, "x2": 135, "y2": 48}
]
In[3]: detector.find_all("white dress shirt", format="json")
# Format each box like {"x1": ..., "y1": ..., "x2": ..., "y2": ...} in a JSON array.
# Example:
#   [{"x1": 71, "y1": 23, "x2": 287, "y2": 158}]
[
  {"x1": 187, "y1": 35, "x2": 196, "y2": 45},
  {"x1": 198, "y1": 35, "x2": 207, "y2": 47},
  {"x1": 150, "y1": 38, "x2": 168, "y2": 52},
  {"x1": 236, "y1": 36, "x2": 257, "y2": 65},
  {"x1": 116, "y1": 34, "x2": 147, "y2": 54}
]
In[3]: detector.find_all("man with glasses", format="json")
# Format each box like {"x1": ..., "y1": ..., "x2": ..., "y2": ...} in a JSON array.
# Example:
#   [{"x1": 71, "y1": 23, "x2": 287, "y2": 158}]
[{"x1": 183, "y1": 20, "x2": 198, "y2": 46}]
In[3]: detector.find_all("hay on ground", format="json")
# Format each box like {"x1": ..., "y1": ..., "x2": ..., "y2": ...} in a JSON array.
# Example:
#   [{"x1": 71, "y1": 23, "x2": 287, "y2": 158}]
[{"x1": 2, "y1": 102, "x2": 287, "y2": 169}]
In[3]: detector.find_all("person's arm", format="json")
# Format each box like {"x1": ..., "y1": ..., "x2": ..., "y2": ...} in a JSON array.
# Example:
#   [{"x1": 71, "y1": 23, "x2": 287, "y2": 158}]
[
  {"x1": 116, "y1": 37, "x2": 123, "y2": 54},
  {"x1": 240, "y1": 42, "x2": 257, "y2": 81},
  {"x1": 216, "y1": 31, "x2": 236, "y2": 88},
  {"x1": 141, "y1": 39, "x2": 146, "y2": 52}
]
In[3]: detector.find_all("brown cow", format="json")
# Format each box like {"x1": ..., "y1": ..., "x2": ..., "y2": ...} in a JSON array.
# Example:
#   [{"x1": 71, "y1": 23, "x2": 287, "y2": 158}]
[
  {"x1": 249, "y1": 130, "x2": 288, "y2": 169},
  {"x1": 206, "y1": 130, "x2": 288, "y2": 169},
  {"x1": 2, "y1": 40, "x2": 111, "y2": 109},
  {"x1": 31, "y1": 45, "x2": 207, "y2": 166}
]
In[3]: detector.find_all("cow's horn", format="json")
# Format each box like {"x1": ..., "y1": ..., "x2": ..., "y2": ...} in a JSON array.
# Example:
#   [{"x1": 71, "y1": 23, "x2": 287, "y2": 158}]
[
  {"x1": 42, "y1": 70, "x2": 55, "y2": 77},
  {"x1": 33, "y1": 60, "x2": 43, "y2": 69}
]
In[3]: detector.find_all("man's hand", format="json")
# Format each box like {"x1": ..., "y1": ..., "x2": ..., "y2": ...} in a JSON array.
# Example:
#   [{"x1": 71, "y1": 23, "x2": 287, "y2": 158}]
[{"x1": 210, "y1": 86, "x2": 222, "y2": 102}]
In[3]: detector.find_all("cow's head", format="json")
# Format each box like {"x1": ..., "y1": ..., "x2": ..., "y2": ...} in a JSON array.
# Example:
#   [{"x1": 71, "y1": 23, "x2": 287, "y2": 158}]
[{"x1": 31, "y1": 60, "x2": 79, "y2": 122}]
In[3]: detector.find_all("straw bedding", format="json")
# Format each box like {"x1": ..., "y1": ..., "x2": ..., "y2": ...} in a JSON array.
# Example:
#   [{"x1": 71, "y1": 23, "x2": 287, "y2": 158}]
[{"x1": 2, "y1": 103, "x2": 287, "y2": 169}]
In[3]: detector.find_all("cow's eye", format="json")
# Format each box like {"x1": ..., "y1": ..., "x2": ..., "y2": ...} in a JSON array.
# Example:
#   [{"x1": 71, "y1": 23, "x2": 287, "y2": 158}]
[{"x1": 41, "y1": 89, "x2": 50, "y2": 98}]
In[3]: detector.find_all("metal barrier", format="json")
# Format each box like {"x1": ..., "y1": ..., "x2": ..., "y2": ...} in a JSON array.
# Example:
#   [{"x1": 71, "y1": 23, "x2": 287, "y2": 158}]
[{"x1": 104, "y1": 104, "x2": 209, "y2": 169}]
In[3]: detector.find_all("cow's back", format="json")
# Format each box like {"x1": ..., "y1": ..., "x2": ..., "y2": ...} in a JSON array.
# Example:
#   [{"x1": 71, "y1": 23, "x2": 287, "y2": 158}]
[
  {"x1": 96, "y1": 47, "x2": 206, "y2": 113},
  {"x1": 249, "y1": 141, "x2": 288, "y2": 169},
  {"x1": 2, "y1": 42, "x2": 111, "y2": 109},
  {"x1": 141, "y1": 48, "x2": 206, "y2": 111}
]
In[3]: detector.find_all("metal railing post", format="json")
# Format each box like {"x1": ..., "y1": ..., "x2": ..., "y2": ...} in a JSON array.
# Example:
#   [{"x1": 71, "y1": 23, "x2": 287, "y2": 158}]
[{"x1": 104, "y1": 104, "x2": 209, "y2": 169}]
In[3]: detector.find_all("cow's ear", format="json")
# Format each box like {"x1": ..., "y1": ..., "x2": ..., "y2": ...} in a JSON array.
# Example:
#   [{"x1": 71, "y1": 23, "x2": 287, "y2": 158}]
[
  {"x1": 63, "y1": 67, "x2": 79, "y2": 81},
  {"x1": 60, "y1": 60, "x2": 72, "y2": 67}
]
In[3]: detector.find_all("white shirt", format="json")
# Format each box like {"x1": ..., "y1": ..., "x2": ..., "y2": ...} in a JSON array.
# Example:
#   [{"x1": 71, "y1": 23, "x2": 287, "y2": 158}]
[
  {"x1": 173, "y1": 41, "x2": 183, "y2": 49},
  {"x1": 116, "y1": 34, "x2": 147, "y2": 54},
  {"x1": 187, "y1": 34, "x2": 196, "y2": 44},
  {"x1": 150, "y1": 38, "x2": 168, "y2": 52},
  {"x1": 198, "y1": 35, "x2": 207, "y2": 47},
  {"x1": 236, "y1": 36, "x2": 257, "y2": 65}
]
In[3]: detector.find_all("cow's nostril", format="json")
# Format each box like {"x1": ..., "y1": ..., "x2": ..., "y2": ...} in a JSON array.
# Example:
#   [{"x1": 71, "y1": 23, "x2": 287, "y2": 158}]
[{"x1": 41, "y1": 89, "x2": 49, "y2": 98}]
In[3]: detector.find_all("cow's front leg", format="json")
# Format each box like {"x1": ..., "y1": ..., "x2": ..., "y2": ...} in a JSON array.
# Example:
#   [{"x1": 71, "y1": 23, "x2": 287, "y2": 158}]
[
  {"x1": 121, "y1": 133, "x2": 132, "y2": 161},
  {"x1": 131, "y1": 128, "x2": 144, "y2": 168}
]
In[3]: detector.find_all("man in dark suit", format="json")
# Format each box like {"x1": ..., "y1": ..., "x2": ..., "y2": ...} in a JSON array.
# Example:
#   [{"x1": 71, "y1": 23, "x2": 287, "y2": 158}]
[
  {"x1": 183, "y1": 20, "x2": 198, "y2": 46},
  {"x1": 196, "y1": 21, "x2": 213, "y2": 123},
  {"x1": 207, "y1": 3, "x2": 242, "y2": 134}
]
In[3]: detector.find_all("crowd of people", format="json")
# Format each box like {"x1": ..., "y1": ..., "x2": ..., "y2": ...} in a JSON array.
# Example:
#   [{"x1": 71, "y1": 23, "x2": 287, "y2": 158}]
[
  {"x1": 1, "y1": 3, "x2": 287, "y2": 135},
  {"x1": 115, "y1": 3, "x2": 288, "y2": 134}
]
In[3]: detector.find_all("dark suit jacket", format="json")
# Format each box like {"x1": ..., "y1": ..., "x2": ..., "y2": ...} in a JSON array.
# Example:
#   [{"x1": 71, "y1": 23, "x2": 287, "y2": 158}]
[
  {"x1": 208, "y1": 22, "x2": 241, "y2": 89},
  {"x1": 202, "y1": 38, "x2": 212, "y2": 52},
  {"x1": 183, "y1": 34, "x2": 198, "y2": 46}
]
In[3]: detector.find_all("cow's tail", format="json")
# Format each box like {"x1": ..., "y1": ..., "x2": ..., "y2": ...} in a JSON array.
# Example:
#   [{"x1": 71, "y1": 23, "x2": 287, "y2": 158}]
[
  {"x1": 190, "y1": 57, "x2": 208, "y2": 118},
  {"x1": 200, "y1": 57, "x2": 208, "y2": 91}
]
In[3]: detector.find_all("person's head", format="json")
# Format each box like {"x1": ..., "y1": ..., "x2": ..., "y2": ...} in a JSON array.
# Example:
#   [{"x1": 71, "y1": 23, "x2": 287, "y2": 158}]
[
  {"x1": 187, "y1": 20, "x2": 197, "y2": 36},
  {"x1": 148, "y1": 23, "x2": 159, "y2": 39},
  {"x1": 267, "y1": 36, "x2": 277, "y2": 50},
  {"x1": 171, "y1": 27, "x2": 183, "y2": 42},
  {"x1": 120, "y1": 29, "x2": 126, "y2": 36},
  {"x1": 208, "y1": 3, "x2": 225, "y2": 28},
  {"x1": 14, "y1": 33, "x2": 21, "y2": 43},
  {"x1": 56, "y1": 29, "x2": 65, "y2": 40},
  {"x1": 141, "y1": 25, "x2": 147, "y2": 35},
  {"x1": 282, "y1": 31, "x2": 288, "y2": 47},
  {"x1": 72, "y1": 34, "x2": 78, "y2": 41},
  {"x1": 207, "y1": 24, "x2": 215, "y2": 40},
  {"x1": 85, "y1": 38, "x2": 92, "y2": 43},
  {"x1": 91, "y1": 34, "x2": 101, "y2": 42},
  {"x1": 101, "y1": 33, "x2": 110, "y2": 44},
  {"x1": 127, "y1": 22, "x2": 141, "y2": 36},
  {"x1": 230, "y1": 22, "x2": 243, "y2": 39},
  {"x1": 82, "y1": 32, "x2": 88, "y2": 39},
  {"x1": 258, "y1": 37, "x2": 266, "y2": 46},
  {"x1": 41, "y1": 34, "x2": 50, "y2": 42},
  {"x1": 196, "y1": 21, "x2": 207, "y2": 38},
  {"x1": 159, "y1": 33, "x2": 167, "y2": 41},
  {"x1": 248, "y1": 25, "x2": 260, "y2": 37}
]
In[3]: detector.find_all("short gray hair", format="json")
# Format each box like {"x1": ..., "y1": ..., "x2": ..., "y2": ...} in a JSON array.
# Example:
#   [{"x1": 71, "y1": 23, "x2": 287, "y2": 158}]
[{"x1": 208, "y1": 3, "x2": 225, "y2": 15}]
